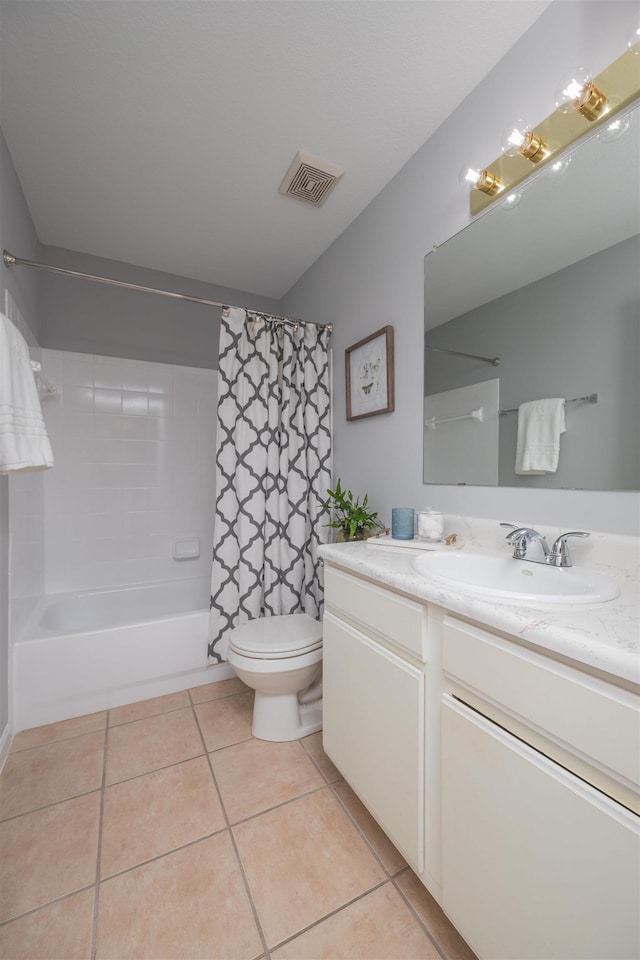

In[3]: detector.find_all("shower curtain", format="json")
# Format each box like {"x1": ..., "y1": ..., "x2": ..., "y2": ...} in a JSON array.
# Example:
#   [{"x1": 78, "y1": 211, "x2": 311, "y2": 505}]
[{"x1": 208, "y1": 306, "x2": 332, "y2": 663}]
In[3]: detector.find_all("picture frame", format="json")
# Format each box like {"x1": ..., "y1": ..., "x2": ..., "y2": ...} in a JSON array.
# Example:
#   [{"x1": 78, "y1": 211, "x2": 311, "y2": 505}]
[{"x1": 345, "y1": 325, "x2": 395, "y2": 421}]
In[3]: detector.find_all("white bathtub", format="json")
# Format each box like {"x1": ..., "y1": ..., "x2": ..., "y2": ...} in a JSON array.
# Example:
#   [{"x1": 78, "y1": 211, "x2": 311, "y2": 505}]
[{"x1": 14, "y1": 578, "x2": 234, "y2": 730}]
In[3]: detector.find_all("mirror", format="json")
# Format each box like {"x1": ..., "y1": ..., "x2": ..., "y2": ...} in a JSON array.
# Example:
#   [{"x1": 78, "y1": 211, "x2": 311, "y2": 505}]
[{"x1": 423, "y1": 106, "x2": 639, "y2": 491}]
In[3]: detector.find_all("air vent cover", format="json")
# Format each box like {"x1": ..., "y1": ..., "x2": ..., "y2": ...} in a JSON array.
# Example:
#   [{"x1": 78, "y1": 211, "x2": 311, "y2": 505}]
[{"x1": 279, "y1": 151, "x2": 344, "y2": 206}]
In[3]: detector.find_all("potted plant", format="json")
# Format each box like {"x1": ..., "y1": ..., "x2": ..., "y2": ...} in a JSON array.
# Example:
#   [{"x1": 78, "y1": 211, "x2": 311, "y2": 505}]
[{"x1": 324, "y1": 478, "x2": 384, "y2": 542}]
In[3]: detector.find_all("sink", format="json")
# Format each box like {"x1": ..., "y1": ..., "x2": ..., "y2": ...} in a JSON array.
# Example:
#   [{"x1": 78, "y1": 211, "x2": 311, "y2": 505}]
[{"x1": 411, "y1": 551, "x2": 619, "y2": 605}]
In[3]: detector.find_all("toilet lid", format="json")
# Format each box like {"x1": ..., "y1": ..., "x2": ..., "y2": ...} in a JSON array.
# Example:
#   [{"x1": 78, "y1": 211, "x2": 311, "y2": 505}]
[{"x1": 229, "y1": 613, "x2": 323, "y2": 660}]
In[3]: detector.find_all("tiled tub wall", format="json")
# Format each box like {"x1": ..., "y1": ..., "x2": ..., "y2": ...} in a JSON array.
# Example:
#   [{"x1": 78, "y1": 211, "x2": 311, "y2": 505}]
[{"x1": 41, "y1": 350, "x2": 217, "y2": 595}]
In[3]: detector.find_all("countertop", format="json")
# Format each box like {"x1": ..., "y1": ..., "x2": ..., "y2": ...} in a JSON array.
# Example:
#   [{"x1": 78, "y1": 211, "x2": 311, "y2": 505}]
[{"x1": 318, "y1": 540, "x2": 640, "y2": 688}]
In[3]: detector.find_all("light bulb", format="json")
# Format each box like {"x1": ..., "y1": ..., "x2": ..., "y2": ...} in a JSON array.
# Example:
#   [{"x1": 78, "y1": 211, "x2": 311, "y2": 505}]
[
  {"x1": 500, "y1": 118, "x2": 548, "y2": 163},
  {"x1": 501, "y1": 191, "x2": 522, "y2": 210},
  {"x1": 547, "y1": 154, "x2": 572, "y2": 178},
  {"x1": 597, "y1": 112, "x2": 631, "y2": 143},
  {"x1": 459, "y1": 164, "x2": 502, "y2": 196},
  {"x1": 554, "y1": 66, "x2": 607, "y2": 121}
]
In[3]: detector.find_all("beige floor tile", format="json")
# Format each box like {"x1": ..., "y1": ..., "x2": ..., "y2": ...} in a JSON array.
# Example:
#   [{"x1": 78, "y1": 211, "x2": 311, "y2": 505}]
[
  {"x1": 189, "y1": 676, "x2": 250, "y2": 703},
  {"x1": 0, "y1": 731, "x2": 105, "y2": 820},
  {"x1": 233, "y1": 787, "x2": 385, "y2": 948},
  {"x1": 0, "y1": 792, "x2": 100, "y2": 922},
  {"x1": 105, "y1": 707, "x2": 203, "y2": 784},
  {"x1": 272, "y1": 882, "x2": 441, "y2": 959},
  {"x1": 0, "y1": 888, "x2": 95, "y2": 960},
  {"x1": 108, "y1": 689, "x2": 190, "y2": 726},
  {"x1": 301, "y1": 731, "x2": 342, "y2": 782},
  {"x1": 211, "y1": 738, "x2": 325, "y2": 823},
  {"x1": 396, "y1": 869, "x2": 478, "y2": 960},
  {"x1": 96, "y1": 832, "x2": 262, "y2": 960},
  {"x1": 195, "y1": 692, "x2": 254, "y2": 752},
  {"x1": 11, "y1": 711, "x2": 107, "y2": 752},
  {"x1": 334, "y1": 779, "x2": 407, "y2": 875},
  {"x1": 100, "y1": 756, "x2": 226, "y2": 877}
]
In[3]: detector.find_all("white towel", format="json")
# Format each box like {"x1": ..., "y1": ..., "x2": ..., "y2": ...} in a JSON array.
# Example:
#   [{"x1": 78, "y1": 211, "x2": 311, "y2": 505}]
[
  {"x1": 515, "y1": 398, "x2": 565, "y2": 475},
  {"x1": 0, "y1": 312, "x2": 54, "y2": 473}
]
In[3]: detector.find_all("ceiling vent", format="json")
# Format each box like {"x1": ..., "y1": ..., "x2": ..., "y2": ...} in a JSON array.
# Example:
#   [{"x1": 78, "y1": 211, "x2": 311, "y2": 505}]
[{"x1": 279, "y1": 151, "x2": 344, "y2": 207}]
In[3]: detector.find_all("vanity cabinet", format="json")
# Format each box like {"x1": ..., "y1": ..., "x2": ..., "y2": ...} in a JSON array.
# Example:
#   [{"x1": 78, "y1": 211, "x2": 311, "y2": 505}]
[
  {"x1": 321, "y1": 557, "x2": 640, "y2": 960},
  {"x1": 441, "y1": 615, "x2": 640, "y2": 960},
  {"x1": 322, "y1": 565, "x2": 428, "y2": 873}
]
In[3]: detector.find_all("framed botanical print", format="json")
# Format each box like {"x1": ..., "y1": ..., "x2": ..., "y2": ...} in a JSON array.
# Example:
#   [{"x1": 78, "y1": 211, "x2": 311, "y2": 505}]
[{"x1": 345, "y1": 325, "x2": 395, "y2": 421}]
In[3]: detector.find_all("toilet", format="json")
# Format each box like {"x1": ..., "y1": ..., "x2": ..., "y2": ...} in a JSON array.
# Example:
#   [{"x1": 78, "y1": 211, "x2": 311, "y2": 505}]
[{"x1": 227, "y1": 613, "x2": 323, "y2": 742}]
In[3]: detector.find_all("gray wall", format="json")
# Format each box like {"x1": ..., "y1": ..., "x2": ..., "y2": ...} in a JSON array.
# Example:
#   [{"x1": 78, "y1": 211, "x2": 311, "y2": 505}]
[
  {"x1": 426, "y1": 236, "x2": 640, "y2": 490},
  {"x1": 281, "y1": 0, "x2": 639, "y2": 535},
  {"x1": 0, "y1": 127, "x2": 42, "y2": 743},
  {"x1": 40, "y1": 246, "x2": 282, "y2": 369}
]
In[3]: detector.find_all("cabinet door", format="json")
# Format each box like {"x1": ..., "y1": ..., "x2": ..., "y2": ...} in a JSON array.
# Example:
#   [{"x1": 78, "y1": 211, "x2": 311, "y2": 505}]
[
  {"x1": 441, "y1": 695, "x2": 640, "y2": 960},
  {"x1": 323, "y1": 611, "x2": 424, "y2": 872}
]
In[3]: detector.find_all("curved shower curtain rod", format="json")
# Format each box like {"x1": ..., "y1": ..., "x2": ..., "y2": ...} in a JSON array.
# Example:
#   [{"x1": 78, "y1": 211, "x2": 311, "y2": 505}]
[{"x1": 3, "y1": 249, "x2": 333, "y2": 332}]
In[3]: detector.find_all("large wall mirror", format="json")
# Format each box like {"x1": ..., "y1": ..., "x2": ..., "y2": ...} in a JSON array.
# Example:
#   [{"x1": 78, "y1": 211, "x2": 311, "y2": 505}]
[{"x1": 423, "y1": 106, "x2": 639, "y2": 491}]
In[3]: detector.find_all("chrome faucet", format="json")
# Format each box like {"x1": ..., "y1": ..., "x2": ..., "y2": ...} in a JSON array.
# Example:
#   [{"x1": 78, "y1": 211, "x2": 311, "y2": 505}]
[{"x1": 500, "y1": 523, "x2": 590, "y2": 567}]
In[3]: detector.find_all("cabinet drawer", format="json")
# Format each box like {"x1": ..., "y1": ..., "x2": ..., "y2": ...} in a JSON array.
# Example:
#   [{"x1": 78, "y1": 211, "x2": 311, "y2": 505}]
[
  {"x1": 442, "y1": 615, "x2": 640, "y2": 789},
  {"x1": 324, "y1": 565, "x2": 427, "y2": 661}
]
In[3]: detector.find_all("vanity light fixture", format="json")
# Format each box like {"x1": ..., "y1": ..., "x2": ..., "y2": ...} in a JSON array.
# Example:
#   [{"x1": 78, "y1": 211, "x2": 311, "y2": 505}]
[
  {"x1": 501, "y1": 119, "x2": 549, "y2": 163},
  {"x1": 462, "y1": 166, "x2": 503, "y2": 196},
  {"x1": 467, "y1": 43, "x2": 640, "y2": 215},
  {"x1": 555, "y1": 67, "x2": 608, "y2": 122}
]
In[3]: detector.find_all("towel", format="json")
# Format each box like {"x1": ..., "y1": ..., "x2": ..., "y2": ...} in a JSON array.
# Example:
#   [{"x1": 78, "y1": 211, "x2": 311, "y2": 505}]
[
  {"x1": 0, "y1": 312, "x2": 54, "y2": 473},
  {"x1": 515, "y1": 398, "x2": 565, "y2": 475}
]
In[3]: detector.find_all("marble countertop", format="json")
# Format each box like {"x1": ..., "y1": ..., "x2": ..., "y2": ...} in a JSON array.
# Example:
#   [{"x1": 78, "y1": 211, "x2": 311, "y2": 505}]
[{"x1": 319, "y1": 540, "x2": 640, "y2": 688}]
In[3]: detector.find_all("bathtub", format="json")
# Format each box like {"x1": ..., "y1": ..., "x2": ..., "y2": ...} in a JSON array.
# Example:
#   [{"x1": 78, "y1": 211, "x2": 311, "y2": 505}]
[{"x1": 13, "y1": 578, "x2": 234, "y2": 730}]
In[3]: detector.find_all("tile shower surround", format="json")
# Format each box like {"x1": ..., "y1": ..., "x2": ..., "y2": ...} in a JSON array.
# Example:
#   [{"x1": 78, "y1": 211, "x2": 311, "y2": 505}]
[
  {"x1": 0, "y1": 682, "x2": 477, "y2": 959},
  {"x1": 40, "y1": 349, "x2": 217, "y2": 595}
]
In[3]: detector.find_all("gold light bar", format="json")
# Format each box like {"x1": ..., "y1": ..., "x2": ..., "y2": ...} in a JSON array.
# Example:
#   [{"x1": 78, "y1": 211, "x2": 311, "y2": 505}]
[{"x1": 470, "y1": 47, "x2": 640, "y2": 215}]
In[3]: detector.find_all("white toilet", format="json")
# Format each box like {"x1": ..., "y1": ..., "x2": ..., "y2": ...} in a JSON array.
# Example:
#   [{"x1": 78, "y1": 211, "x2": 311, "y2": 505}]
[{"x1": 227, "y1": 613, "x2": 323, "y2": 742}]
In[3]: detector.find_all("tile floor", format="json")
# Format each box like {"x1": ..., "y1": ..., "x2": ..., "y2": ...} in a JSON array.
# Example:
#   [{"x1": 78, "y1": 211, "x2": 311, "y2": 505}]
[{"x1": 0, "y1": 679, "x2": 477, "y2": 960}]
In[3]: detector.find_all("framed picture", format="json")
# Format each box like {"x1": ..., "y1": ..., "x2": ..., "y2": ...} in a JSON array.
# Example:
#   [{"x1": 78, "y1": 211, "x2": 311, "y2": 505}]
[{"x1": 345, "y1": 325, "x2": 395, "y2": 421}]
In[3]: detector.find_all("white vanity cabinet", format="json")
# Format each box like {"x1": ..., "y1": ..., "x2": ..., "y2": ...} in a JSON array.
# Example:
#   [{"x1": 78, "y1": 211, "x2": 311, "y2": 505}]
[
  {"x1": 441, "y1": 615, "x2": 640, "y2": 960},
  {"x1": 322, "y1": 565, "x2": 429, "y2": 874},
  {"x1": 321, "y1": 554, "x2": 640, "y2": 960}
]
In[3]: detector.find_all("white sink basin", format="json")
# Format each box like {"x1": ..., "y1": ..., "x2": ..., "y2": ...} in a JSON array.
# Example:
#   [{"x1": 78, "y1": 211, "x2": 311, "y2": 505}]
[{"x1": 411, "y1": 551, "x2": 619, "y2": 605}]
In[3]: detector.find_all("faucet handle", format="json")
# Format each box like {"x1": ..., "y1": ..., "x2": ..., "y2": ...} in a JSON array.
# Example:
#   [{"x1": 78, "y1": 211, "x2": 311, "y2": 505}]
[
  {"x1": 500, "y1": 522, "x2": 520, "y2": 535},
  {"x1": 549, "y1": 531, "x2": 590, "y2": 568}
]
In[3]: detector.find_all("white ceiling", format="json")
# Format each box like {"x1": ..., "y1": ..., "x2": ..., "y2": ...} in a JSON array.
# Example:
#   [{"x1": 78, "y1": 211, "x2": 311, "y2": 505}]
[{"x1": 0, "y1": 1, "x2": 551, "y2": 299}]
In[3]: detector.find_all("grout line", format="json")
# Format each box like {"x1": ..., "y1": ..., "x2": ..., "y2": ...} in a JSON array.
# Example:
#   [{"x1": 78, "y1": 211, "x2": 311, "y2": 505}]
[
  {"x1": 0, "y1": 785, "x2": 103, "y2": 825},
  {"x1": 90, "y1": 723, "x2": 109, "y2": 960},
  {"x1": 97, "y1": 826, "x2": 230, "y2": 883},
  {"x1": 224, "y1": 780, "x2": 331, "y2": 828},
  {"x1": 0, "y1": 883, "x2": 97, "y2": 929},
  {"x1": 327, "y1": 779, "x2": 397, "y2": 879},
  {"x1": 9, "y1": 720, "x2": 108, "y2": 755},
  {"x1": 101, "y1": 749, "x2": 206, "y2": 790},
  {"x1": 391, "y1": 875, "x2": 448, "y2": 960},
  {"x1": 190, "y1": 694, "x2": 271, "y2": 959},
  {"x1": 107, "y1": 700, "x2": 193, "y2": 729},
  {"x1": 267, "y1": 878, "x2": 391, "y2": 954}
]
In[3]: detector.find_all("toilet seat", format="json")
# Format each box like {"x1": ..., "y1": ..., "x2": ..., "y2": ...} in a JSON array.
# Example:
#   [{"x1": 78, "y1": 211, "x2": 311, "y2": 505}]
[{"x1": 229, "y1": 613, "x2": 322, "y2": 660}]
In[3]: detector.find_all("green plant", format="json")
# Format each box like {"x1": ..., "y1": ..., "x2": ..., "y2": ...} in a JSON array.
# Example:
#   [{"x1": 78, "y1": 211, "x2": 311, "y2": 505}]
[{"x1": 324, "y1": 478, "x2": 383, "y2": 541}]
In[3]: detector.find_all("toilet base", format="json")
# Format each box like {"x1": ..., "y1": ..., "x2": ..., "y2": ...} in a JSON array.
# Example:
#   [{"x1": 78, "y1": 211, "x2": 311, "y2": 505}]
[{"x1": 252, "y1": 690, "x2": 323, "y2": 742}]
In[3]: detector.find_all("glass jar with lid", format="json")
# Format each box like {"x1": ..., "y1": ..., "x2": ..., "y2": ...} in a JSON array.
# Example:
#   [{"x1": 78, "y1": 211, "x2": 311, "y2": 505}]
[{"x1": 417, "y1": 507, "x2": 443, "y2": 542}]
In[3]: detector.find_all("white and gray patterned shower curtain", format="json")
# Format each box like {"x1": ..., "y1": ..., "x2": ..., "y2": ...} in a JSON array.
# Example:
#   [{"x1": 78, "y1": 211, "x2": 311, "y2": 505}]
[{"x1": 207, "y1": 306, "x2": 331, "y2": 663}]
